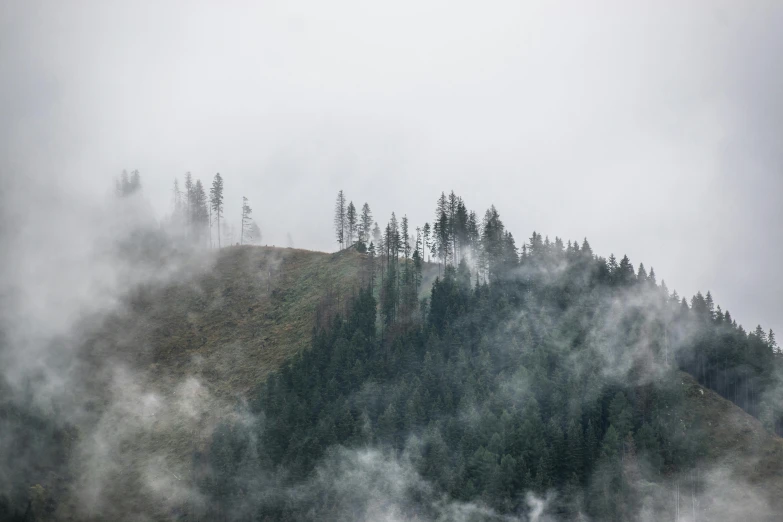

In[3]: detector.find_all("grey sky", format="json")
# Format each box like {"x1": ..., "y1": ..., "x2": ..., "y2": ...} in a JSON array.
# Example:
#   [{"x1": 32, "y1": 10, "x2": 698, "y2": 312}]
[{"x1": 2, "y1": 0, "x2": 781, "y2": 336}]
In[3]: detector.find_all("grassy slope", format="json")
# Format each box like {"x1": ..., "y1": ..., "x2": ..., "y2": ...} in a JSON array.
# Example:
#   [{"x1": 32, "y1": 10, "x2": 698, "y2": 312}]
[
  {"x1": 677, "y1": 371, "x2": 783, "y2": 517},
  {"x1": 137, "y1": 245, "x2": 368, "y2": 396},
  {"x1": 59, "y1": 246, "x2": 369, "y2": 521}
]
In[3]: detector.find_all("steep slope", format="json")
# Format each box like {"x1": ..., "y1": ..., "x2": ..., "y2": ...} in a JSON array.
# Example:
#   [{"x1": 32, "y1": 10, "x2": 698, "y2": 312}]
[
  {"x1": 114, "y1": 245, "x2": 369, "y2": 395},
  {"x1": 49, "y1": 246, "x2": 371, "y2": 521},
  {"x1": 677, "y1": 371, "x2": 783, "y2": 517}
]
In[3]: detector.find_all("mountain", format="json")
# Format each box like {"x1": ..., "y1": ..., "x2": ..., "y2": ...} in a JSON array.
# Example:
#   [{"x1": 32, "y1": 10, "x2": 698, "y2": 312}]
[{"x1": 1, "y1": 242, "x2": 781, "y2": 522}]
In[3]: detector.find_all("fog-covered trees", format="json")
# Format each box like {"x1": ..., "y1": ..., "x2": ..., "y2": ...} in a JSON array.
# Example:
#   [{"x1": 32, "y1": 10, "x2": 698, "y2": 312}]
[
  {"x1": 359, "y1": 203, "x2": 373, "y2": 246},
  {"x1": 247, "y1": 220, "x2": 262, "y2": 245},
  {"x1": 192, "y1": 180, "x2": 209, "y2": 244},
  {"x1": 210, "y1": 173, "x2": 224, "y2": 248},
  {"x1": 116, "y1": 169, "x2": 141, "y2": 197},
  {"x1": 167, "y1": 172, "x2": 268, "y2": 248},
  {"x1": 334, "y1": 190, "x2": 346, "y2": 250},
  {"x1": 240, "y1": 196, "x2": 252, "y2": 245},
  {"x1": 170, "y1": 171, "x2": 209, "y2": 243}
]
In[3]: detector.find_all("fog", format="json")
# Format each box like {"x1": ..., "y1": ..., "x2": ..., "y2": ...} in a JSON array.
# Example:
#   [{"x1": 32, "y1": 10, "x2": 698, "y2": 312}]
[
  {"x1": 0, "y1": 2, "x2": 782, "y2": 520},
  {"x1": 2, "y1": 0, "x2": 781, "y2": 334}
]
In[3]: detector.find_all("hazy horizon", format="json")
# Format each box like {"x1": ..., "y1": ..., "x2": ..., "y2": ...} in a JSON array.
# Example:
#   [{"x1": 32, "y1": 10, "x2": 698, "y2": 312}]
[{"x1": 2, "y1": 0, "x2": 781, "y2": 338}]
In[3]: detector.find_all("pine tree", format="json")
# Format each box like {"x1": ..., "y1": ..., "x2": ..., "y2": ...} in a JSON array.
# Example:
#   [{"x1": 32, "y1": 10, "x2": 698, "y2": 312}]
[
  {"x1": 467, "y1": 211, "x2": 480, "y2": 263},
  {"x1": 240, "y1": 196, "x2": 252, "y2": 245},
  {"x1": 247, "y1": 221, "x2": 262, "y2": 245},
  {"x1": 434, "y1": 192, "x2": 449, "y2": 265},
  {"x1": 334, "y1": 190, "x2": 346, "y2": 250},
  {"x1": 581, "y1": 237, "x2": 593, "y2": 256},
  {"x1": 129, "y1": 170, "x2": 141, "y2": 193},
  {"x1": 116, "y1": 169, "x2": 142, "y2": 197},
  {"x1": 435, "y1": 210, "x2": 449, "y2": 269},
  {"x1": 116, "y1": 169, "x2": 129, "y2": 196},
  {"x1": 607, "y1": 254, "x2": 618, "y2": 275},
  {"x1": 422, "y1": 222, "x2": 431, "y2": 262},
  {"x1": 193, "y1": 179, "x2": 209, "y2": 244},
  {"x1": 447, "y1": 191, "x2": 459, "y2": 262},
  {"x1": 367, "y1": 242, "x2": 377, "y2": 289},
  {"x1": 637, "y1": 263, "x2": 647, "y2": 282},
  {"x1": 618, "y1": 255, "x2": 634, "y2": 284},
  {"x1": 401, "y1": 215, "x2": 411, "y2": 261},
  {"x1": 184, "y1": 172, "x2": 194, "y2": 226},
  {"x1": 754, "y1": 325, "x2": 767, "y2": 343},
  {"x1": 210, "y1": 173, "x2": 224, "y2": 248},
  {"x1": 346, "y1": 201, "x2": 357, "y2": 246},
  {"x1": 455, "y1": 197, "x2": 469, "y2": 265},
  {"x1": 172, "y1": 177, "x2": 183, "y2": 225},
  {"x1": 481, "y1": 205, "x2": 505, "y2": 280},
  {"x1": 705, "y1": 291, "x2": 715, "y2": 319},
  {"x1": 360, "y1": 203, "x2": 373, "y2": 245}
]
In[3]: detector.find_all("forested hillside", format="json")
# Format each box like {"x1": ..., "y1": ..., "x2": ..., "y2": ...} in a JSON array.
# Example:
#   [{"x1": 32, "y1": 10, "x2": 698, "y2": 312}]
[
  {"x1": 1, "y1": 185, "x2": 781, "y2": 522},
  {"x1": 194, "y1": 218, "x2": 783, "y2": 521}
]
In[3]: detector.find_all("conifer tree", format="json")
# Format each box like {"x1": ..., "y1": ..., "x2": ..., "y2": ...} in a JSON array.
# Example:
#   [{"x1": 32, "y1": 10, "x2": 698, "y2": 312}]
[
  {"x1": 116, "y1": 169, "x2": 142, "y2": 197},
  {"x1": 193, "y1": 179, "x2": 209, "y2": 244},
  {"x1": 481, "y1": 205, "x2": 505, "y2": 280},
  {"x1": 172, "y1": 177, "x2": 184, "y2": 225},
  {"x1": 401, "y1": 215, "x2": 411, "y2": 261},
  {"x1": 422, "y1": 222, "x2": 431, "y2": 262},
  {"x1": 129, "y1": 170, "x2": 141, "y2": 193},
  {"x1": 117, "y1": 169, "x2": 129, "y2": 196},
  {"x1": 360, "y1": 203, "x2": 373, "y2": 245},
  {"x1": 637, "y1": 263, "x2": 647, "y2": 282},
  {"x1": 240, "y1": 196, "x2": 252, "y2": 245},
  {"x1": 210, "y1": 173, "x2": 224, "y2": 248},
  {"x1": 580, "y1": 238, "x2": 592, "y2": 256},
  {"x1": 618, "y1": 255, "x2": 634, "y2": 284},
  {"x1": 346, "y1": 201, "x2": 357, "y2": 246},
  {"x1": 184, "y1": 172, "x2": 194, "y2": 226},
  {"x1": 607, "y1": 253, "x2": 618, "y2": 275},
  {"x1": 247, "y1": 220, "x2": 262, "y2": 245},
  {"x1": 334, "y1": 190, "x2": 346, "y2": 250},
  {"x1": 434, "y1": 192, "x2": 449, "y2": 265}
]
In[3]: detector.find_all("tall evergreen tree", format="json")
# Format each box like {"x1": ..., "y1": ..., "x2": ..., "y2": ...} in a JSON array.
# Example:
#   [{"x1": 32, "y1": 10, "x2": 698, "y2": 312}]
[
  {"x1": 116, "y1": 169, "x2": 142, "y2": 197},
  {"x1": 172, "y1": 177, "x2": 184, "y2": 225},
  {"x1": 184, "y1": 172, "x2": 194, "y2": 226},
  {"x1": 334, "y1": 190, "x2": 346, "y2": 250},
  {"x1": 240, "y1": 196, "x2": 252, "y2": 245},
  {"x1": 346, "y1": 201, "x2": 357, "y2": 246},
  {"x1": 360, "y1": 203, "x2": 373, "y2": 245},
  {"x1": 210, "y1": 173, "x2": 224, "y2": 248},
  {"x1": 422, "y1": 222, "x2": 431, "y2": 263},
  {"x1": 433, "y1": 192, "x2": 449, "y2": 265},
  {"x1": 193, "y1": 179, "x2": 209, "y2": 244}
]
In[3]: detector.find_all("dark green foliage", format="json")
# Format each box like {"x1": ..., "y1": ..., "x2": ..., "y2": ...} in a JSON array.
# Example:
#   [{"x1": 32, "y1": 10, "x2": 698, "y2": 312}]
[
  {"x1": 197, "y1": 201, "x2": 782, "y2": 519},
  {"x1": 0, "y1": 378, "x2": 74, "y2": 522}
]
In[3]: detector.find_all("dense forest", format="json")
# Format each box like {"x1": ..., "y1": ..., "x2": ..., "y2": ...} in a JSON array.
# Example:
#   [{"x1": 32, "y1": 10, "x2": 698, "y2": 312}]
[{"x1": 194, "y1": 190, "x2": 781, "y2": 520}]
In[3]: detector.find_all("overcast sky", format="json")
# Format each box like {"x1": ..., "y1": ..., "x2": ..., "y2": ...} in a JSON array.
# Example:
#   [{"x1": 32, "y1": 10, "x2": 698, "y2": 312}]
[{"x1": 2, "y1": 0, "x2": 781, "y2": 337}]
